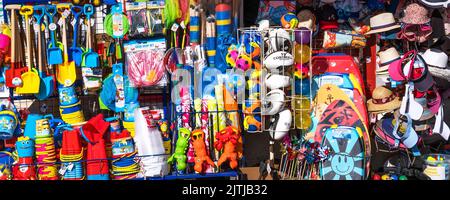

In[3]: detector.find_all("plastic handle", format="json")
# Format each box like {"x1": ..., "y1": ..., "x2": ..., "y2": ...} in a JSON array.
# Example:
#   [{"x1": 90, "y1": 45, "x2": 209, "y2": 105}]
[
  {"x1": 56, "y1": 4, "x2": 71, "y2": 14},
  {"x1": 71, "y1": 6, "x2": 83, "y2": 48},
  {"x1": 33, "y1": 6, "x2": 46, "y2": 24},
  {"x1": 83, "y1": 4, "x2": 94, "y2": 18},
  {"x1": 46, "y1": 5, "x2": 58, "y2": 48},
  {"x1": 45, "y1": 5, "x2": 57, "y2": 19},
  {"x1": 71, "y1": 6, "x2": 83, "y2": 19},
  {"x1": 19, "y1": 5, "x2": 33, "y2": 16}
]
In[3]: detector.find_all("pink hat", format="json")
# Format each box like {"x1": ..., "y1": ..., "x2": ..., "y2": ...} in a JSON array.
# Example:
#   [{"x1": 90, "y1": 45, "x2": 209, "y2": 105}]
[
  {"x1": 401, "y1": 3, "x2": 430, "y2": 25},
  {"x1": 427, "y1": 87, "x2": 441, "y2": 115}
]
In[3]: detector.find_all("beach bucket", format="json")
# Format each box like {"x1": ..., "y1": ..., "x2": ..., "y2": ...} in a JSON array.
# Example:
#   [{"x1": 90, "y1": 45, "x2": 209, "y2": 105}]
[
  {"x1": 0, "y1": 110, "x2": 18, "y2": 140},
  {"x1": 423, "y1": 154, "x2": 450, "y2": 180}
]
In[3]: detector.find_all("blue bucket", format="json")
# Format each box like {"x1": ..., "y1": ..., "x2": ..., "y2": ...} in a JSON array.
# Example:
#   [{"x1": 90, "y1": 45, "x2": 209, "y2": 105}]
[
  {"x1": 24, "y1": 114, "x2": 43, "y2": 140},
  {"x1": 16, "y1": 137, "x2": 35, "y2": 158},
  {"x1": 58, "y1": 85, "x2": 79, "y2": 107},
  {"x1": 0, "y1": 111, "x2": 18, "y2": 140}
]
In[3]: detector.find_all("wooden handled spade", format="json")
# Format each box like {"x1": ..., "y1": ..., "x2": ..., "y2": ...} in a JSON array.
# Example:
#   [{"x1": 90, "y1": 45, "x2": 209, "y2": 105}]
[
  {"x1": 34, "y1": 5, "x2": 54, "y2": 100},
  {"x1": 82, "y1": 4, "x2": 100, "y2": 68},
  {"x1": 68, "y1": 5, "x2": 84, "y2": 67},
  {"x1": 4, "y1": 5, "x2": 28, "y2": 88},
  {"x1": 45, "y1": 5, "x2": 63, "y2": 65},
  {"x1": 16, "y1": 5, "x2": 40, "y2": 94}
]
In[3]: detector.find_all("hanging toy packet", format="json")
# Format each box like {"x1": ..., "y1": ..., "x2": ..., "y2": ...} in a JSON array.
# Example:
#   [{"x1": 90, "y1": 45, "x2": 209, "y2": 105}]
[
  {"x1": 104, "y1": 3, "x2": 130, "y2": 39},
  {"x1": 113, "y1": 64, "x2": 125, "y2": 112},
  {"x1": 323, "y1": 30, "x2": 366, "y2": 49}
]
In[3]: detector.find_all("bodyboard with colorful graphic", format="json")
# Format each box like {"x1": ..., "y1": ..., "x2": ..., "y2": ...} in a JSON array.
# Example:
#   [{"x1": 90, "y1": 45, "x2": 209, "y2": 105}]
[
  {"x1": 311, "y1": 54, "x2": 365, "y2": 95},
  {"x1": 321, "y1": 126, "x2": 365, "y2": 180},
  {"x1": 312, "y1": 73, "x2": 368, "y2": 124},
  {"x1": 313, "y1": 98, "x2": 371, "y2": 178},
  {"x1": 310, "y1": 84, "x2": 369, "y2": 131}
]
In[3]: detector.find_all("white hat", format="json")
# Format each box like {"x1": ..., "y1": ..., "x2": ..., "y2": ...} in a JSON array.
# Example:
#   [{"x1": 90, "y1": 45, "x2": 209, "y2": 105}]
[
  {"x1": 377, "y1": 47, "x2": 401, "y2": 72},
  {"x1": 265, "y1": 73, "x2": 291, "y2": 90},
  {"x1": 365, "y1": 13, "x2": 401, "y2": 35},
  {"x1": 268, "y1": 109, "x2": 292, "y2": 140},
  {"x1": 262, "y1": 89, "x2": 285, "y2": 115},
  {"x1": 422, "y1": 48, "x2": 448, "y2": 69}
]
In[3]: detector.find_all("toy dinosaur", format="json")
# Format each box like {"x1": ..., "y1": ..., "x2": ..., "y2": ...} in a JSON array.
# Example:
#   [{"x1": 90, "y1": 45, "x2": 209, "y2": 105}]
[
  {"x1": 214, "y1": 126, "x2": 240, "y2": 169},
  {"x1": 192, "y1": 129, "x2": 215, "y2": 173},
  {"x1": 167, "y1": 128, "x2": 190, "y2": 171}
]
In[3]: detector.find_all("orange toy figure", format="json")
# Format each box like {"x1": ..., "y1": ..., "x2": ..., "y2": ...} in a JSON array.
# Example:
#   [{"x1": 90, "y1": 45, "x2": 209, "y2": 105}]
[
  {"x1": 214, "y1": 126, "x2": 240, "y2": 169},
  {"x1": 191, "y1": 129, "x2": 215, "y2": 173}
]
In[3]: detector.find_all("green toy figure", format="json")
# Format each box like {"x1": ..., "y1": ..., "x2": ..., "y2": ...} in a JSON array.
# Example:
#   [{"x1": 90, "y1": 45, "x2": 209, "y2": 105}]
[{"x1": 167, "y1": 128, "x2": 190, "y2": 171}]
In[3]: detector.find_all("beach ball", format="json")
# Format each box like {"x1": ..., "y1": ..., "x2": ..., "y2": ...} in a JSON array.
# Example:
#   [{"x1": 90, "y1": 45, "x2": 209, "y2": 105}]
[
  {"x1": 294, "y1": 44, "x2": 311, "y2": 64},
  {"x1": 244, "y1": 115, "x2": 262, "y2": 132},
  {"x1": 295, "y1": 27, "x2": 311, "y2": 44},
  {"x1": 295, "y1": 78, "x2": 310, "y2": 96},
  {"x1": 281, "y1": 13, "x2": 299, "y2": 29},
  {"x1": 236, "y1": 54, "x2": 251, "y2": 71},
  {"x1": 294, "y1": 63, "x2": 309, "y2": 79},
  {"x1": 226, "y1": 45, "x2": 239, "y2": 67}
]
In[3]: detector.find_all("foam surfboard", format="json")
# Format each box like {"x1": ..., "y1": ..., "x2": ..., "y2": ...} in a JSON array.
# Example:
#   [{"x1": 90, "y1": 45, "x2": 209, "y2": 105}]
[{"x1": 321, "y1": 125, "x2": 365, "y2": 180}]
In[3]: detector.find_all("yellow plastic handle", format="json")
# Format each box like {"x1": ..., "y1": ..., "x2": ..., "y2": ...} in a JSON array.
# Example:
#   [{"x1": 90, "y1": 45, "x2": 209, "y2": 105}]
[
  {"x1": 19, "y1": 5, "x2": 33, "y2": 16},
  {"x1": 56, "y1": 3, "x2": 72, "y2": 14}
]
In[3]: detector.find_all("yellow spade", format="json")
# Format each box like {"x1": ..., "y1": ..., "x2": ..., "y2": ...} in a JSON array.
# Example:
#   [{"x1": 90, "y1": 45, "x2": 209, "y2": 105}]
[
  {"x1": 56, "y1": 4, "x2": 76, "y2": 87},
  {"x1": 16, "y1": 6, "x2": 40, "y2": 94}
]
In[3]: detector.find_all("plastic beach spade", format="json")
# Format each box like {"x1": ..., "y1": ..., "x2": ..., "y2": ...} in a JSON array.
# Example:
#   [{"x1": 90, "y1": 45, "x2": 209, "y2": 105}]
[
  {"x1": 16, "y1": 6, "x2": 40, "y2": 94},
  {"x1": 45, "y1": 5, "x2": 63, "y2": 65},
  {"x1": 56, "y1": 4, "x2": 77, "y2": 86},
  {"x1": 34, "y1": 6, "x2": 54, "y2": 100},
  {"x1": 68, "y1": 5, "x2": 83, "y2": 67},
  {"x1": 82, "y1": 4, "x2": 99, "y2": 68}
]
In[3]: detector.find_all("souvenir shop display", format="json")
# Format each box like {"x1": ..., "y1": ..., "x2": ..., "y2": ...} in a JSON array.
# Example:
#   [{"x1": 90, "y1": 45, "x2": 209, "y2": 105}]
[{"x1": 0, "y1": 0, "x2": 449, "y2": 181}]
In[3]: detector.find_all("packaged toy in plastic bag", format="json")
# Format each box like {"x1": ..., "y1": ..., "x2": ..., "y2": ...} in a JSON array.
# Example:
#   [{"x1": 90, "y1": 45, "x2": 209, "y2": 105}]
[
  {"x1": 127, "y1": 2, "x2": 151, "y2": 39},
  {"x1": 147, "y1": 1, "x2": 165, "y2": 36},
  {"x1": 323, "y1": 30, "x2": 366, "y2": 49}
]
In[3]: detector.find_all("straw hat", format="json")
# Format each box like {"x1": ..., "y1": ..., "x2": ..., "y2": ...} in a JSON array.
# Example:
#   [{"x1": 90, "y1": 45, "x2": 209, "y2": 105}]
[
  {"x1": 367, "y1": 86, "x2": 402, "y2": 113},
  {"x1": 401, "y1": 3, "x2": 430, "y2": 25},
  {"x1": 365, "y1": 13, "x2": 401, "y2": 35},
  {"x1": 377, "y1": 47, "x2": 401, "y2": 72}
]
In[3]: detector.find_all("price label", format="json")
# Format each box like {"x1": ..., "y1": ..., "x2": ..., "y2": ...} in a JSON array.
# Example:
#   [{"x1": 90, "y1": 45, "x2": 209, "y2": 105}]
[
  {"x1": 137, "y1": 27, "x2": 145, "y2": 33},
  {"x1": 33, "y1": 24, "x2": 40, "y2": 31},
  {"x1": 62, "y1": 9, "x2": 70, "y2": 18},
  {"x1": 71, "y1": 19, "x2": 77, "y2": 27},
  {"x1": 59, "y1": 165, "x2": 67, "y2": 175},
  {"x1": 57, "y1": 18, "x2": 63, "y2": 27},
  {"x1": 67, "y1": 162, "x2": 74, "y2": 171},
  {"x1": 49, "y1": 23, "x2": 57, "y2": 31},
  {"x1": 180, "y1": 21, "x2": 186, "y2": 29},
  {"x1": 171, "y1": 23, "x2": 179, "y2": 32}
]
